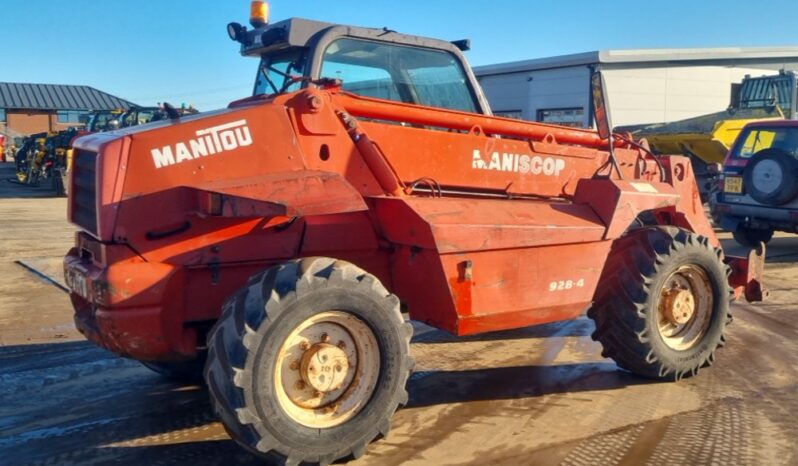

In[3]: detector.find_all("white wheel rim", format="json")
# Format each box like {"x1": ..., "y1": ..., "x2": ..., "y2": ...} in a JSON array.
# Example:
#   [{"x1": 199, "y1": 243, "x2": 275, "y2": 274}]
[
  {"x1": 752, "y1": 159, "x2": 783, "y2": 194},
  {"x1": 656, "y1": 265, "x2": 714, "y2": 351},
  {"x1": 274, "y1": 311, "x2": 380, "y2": 428}
]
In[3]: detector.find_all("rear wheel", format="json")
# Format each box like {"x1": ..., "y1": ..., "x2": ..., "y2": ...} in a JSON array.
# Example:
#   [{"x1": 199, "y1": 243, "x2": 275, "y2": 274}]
[
  {"x1": 205, "y1": 258, "x2": 413, "y2": 465},
  {"x1": 588, "y1": 227, "x2": 732, "y2": 380},
  {"x1": 743, "y1": 148, "x2": 798, "y2": 205},
  {"x1": 732, "y1": 225, "x2": 774, "y2": 248}
]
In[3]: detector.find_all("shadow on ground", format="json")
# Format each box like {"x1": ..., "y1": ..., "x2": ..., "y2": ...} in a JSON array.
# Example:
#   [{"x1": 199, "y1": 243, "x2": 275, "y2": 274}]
[
  {"x1": 411, "y1": 318, "x2": 596, "y2": 344},
  {"x1": 0, "y1": 335, "x2": 641, "y2": 465},
  {"x1": 0, "y1": 162, "x2": 63, "y2": 199},
  {"x1": 720, "y1": 234, "x2": 798, "y2": 265}
]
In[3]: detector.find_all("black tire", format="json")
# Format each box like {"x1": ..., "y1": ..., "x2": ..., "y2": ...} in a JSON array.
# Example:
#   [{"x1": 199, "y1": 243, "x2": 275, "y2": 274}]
[
  {"x1": 743, "y1": 148, "x2": 798, "y2": 205},
  {"x1": 205, "y1": 258, "x2": 413, "y2": 465},
  {"x1": 587, "y1": 227, "x2": 732, "y2": 381},
  {"x1": 732, "y1": 225, "x2": 774, "y2": 248},
  {"x1": 141, "y1": 351, "x2": 207, "y2": 383}
]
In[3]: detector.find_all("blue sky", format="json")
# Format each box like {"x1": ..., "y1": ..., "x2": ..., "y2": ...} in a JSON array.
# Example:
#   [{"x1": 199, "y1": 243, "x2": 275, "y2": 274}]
[{"x1": 3, "y1": 0, "x2": 798, "y2": 110}]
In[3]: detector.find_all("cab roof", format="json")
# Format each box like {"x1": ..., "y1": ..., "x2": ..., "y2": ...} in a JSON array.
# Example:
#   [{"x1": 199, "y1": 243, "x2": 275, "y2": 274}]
[
  {"x1": 238, "y1": 17, "x2": 466, "y2": 58},
  {"x1": 744, "y1": 119, "x2": 798, "y2": 129}
]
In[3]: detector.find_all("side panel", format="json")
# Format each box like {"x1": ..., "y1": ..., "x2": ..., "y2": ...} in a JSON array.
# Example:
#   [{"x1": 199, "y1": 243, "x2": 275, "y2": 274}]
[
  {"x1": 374, "y1": 196, "x2": 611, "y2": 335},
  {"x1": 388, "y1": 242, "x2": 611, "y2": 336},
  {"x1": 441, "y1": 242, "x2": 612, "y2": 335},
  {"x1": 375, "y1": 196, "x2": 606, "y2": 251}
]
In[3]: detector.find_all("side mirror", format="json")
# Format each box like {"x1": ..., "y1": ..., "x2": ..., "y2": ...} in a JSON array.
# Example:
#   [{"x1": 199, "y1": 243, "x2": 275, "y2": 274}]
[
  {"x1": 590, "y1": 71, "x2": 613, "y2": 140},
  {"x1": 451, "y1": 39, "x2": 471, "y2": 51}
]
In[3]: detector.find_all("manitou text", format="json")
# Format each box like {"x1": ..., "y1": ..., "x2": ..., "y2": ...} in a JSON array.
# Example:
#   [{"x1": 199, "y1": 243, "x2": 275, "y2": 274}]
[{"x1": 151, "y1": 120, "x2": 253, "y2": 168}]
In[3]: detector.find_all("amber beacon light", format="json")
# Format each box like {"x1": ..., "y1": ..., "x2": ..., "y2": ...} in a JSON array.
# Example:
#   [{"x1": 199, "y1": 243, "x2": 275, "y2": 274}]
[{"x1": 250, "y1": 1, "x2": 270, "y2": 28}]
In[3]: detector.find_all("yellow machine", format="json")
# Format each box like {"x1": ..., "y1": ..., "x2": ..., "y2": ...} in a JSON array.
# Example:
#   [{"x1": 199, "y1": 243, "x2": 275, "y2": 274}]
[
  {"x1": 622, "y1": 71, "x2": 797, "y2": 198},
  {"x1": 14, "y1": 129, "x2": 78, "y2": 194},
  {"x1": 16, "y1": 135, "x2": 49, "y2": 184},
  {"x1": 641, "y1": 108, "x2": 784, "y2": 165}
]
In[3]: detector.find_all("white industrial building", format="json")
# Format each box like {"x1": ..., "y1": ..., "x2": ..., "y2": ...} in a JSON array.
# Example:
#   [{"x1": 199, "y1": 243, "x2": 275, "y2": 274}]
[{"x1": 474, "y1": 47, "x2": 798, "y2": 128}]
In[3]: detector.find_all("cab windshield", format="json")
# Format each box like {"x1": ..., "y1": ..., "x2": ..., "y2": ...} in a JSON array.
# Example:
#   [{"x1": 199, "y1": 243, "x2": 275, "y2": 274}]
[
  {"x1": 253, "y1": 38, "x2": 479, "y2": 113},
  {"x1": 738, "y1": 74, "x2": 795, "y2": 112},
  {"x1": 731, "y1": 126, "x2": 798, "y2": 159},
  {"x1": 88, "y1": 113, "x2": 116, "y2": 132},
  {"x1": 320, "y1": 38, "x2": 478, "y2": 113},
  {"x1": 121, "y1": 109, "x2": 162, "y2": 128}
]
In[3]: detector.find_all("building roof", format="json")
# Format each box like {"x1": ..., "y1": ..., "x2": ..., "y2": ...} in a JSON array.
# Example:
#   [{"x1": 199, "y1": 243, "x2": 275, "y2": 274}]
[
  {"x1": 474, "y1": 46, "x2": 798, "y2": 77},
  {"x1": 0, "y1": 82, "x2": 136, "y2": 111}
]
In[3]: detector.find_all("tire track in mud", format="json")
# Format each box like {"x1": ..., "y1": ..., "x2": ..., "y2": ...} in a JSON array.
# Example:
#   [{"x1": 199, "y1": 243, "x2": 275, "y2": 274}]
[
  {"x1": 0, "y1": 341, "x2": 226, "y2": 465},
  {"x1": 2, "y1": 280, "x2": 797, "y2": 465},
  {"x1": 511, "y1": 290, "x2": 798, "y2": 466},
  {"x1": 359, "y1": 319, "x2": 617, "y2": 465}
]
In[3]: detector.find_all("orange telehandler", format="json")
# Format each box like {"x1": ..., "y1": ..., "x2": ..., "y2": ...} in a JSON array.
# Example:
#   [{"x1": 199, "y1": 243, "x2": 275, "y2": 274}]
[{"x1": 63, "y1": 3, "x2": 765, "y2": 464}]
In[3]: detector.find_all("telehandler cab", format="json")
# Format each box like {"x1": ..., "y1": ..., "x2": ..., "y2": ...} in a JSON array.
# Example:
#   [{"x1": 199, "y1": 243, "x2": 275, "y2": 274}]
[{"x1": 64, "y1": 3, "x2": 765, "y2": 464}]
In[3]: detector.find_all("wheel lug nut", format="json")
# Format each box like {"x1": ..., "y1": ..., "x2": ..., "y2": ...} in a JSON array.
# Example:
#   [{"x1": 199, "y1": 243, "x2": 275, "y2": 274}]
[
  {"x1": 299, "y1": 341, "x2": 310, "y2": 351},
  {"x1": 335, "y1": 365, "x2": 342, "y2": 372},
  {"x1": 337, "y1": 340, "x2": 346, "y2": 349},
  {"x1": 320, "y1": 332, "x2": 329, "y2": 342},
  {"x1": 314, "y1": 390, "x2": 322, "y2": 398},
  {"x1": 290, "y1": 360, "x2": 300, "y2": 370},
  {"x1": 295, "y1": 380, "x2": 306, "y2": 390}
]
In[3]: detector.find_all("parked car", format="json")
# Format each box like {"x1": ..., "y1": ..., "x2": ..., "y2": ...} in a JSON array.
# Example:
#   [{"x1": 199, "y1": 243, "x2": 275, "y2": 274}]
[{"x1": 712, "y1": 120, "x2": 798, "y2": 246}]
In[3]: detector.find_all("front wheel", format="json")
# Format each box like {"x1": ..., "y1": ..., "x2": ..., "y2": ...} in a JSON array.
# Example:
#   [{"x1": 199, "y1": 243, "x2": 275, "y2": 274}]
[
  {"x1": 205, "y1": 258, "x2": 413, "y2": 465},
  {"x1": 588, "y1": 227, "x2": 732, "y2": 380}
]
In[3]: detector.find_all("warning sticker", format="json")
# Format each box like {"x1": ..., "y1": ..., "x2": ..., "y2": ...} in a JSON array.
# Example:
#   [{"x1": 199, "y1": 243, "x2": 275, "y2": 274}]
[{"x1": 630, "y1": 182, "x2": 659, "y2": 193}]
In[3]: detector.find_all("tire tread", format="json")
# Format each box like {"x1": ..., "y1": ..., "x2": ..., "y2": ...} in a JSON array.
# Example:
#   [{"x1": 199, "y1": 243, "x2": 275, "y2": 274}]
[
  {"x1": 204, "y1": 258, "x2": 412, "y2": 465},
  {"x1": 588, "y1": 227, "x2": 732, "y2": 380}
]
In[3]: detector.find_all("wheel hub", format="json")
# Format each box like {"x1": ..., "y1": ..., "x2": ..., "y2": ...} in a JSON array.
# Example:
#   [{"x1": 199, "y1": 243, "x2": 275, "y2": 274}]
[
  {"x1": 661, "y1": 287, "x2": 695, "y2": 325},
  {"x1": 299, "y1": 343, "x2": 349, "y2": 393},
  {"x1": 274, "y1": 311, "x2": 381, "y2": 428},
  {"x1": 752, "y1": 159, "x2": 783, "y2": 194},
  {"x1": 656, "y1": 264, "x2": 713, "y2": 351}
]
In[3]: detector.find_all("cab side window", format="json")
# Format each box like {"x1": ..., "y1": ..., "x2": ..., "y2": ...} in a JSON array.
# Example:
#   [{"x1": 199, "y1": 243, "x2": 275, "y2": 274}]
[{"x1": 321, "y1": 61, "x2": 401, "y2": 101}]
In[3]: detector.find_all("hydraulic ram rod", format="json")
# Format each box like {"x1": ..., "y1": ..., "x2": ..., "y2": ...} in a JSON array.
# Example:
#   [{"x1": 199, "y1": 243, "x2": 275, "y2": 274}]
[{"x1": 334, "y1": 92, "x2": 621, "y2": 149}]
